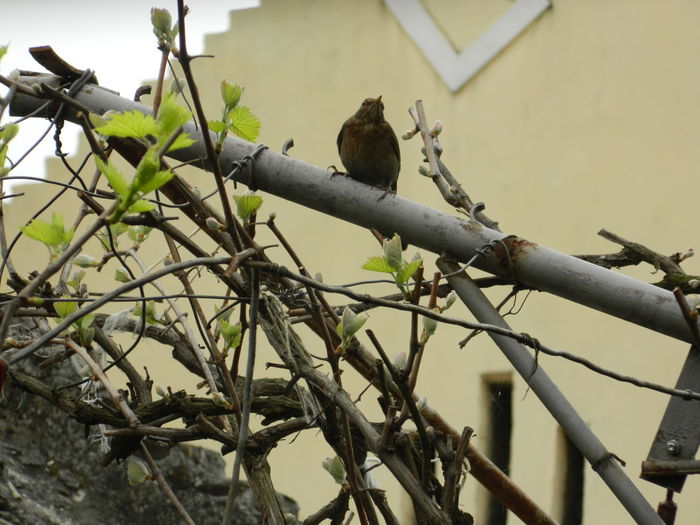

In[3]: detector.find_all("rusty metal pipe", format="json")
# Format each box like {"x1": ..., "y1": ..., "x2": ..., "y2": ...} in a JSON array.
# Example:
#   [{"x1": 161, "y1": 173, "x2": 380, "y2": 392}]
[
  {"x1": 437, "y1": 259, "x2": 664, "y2": 525},
  {"x1": 9, "y1": 75, "x2": 696, "y2": 344}
]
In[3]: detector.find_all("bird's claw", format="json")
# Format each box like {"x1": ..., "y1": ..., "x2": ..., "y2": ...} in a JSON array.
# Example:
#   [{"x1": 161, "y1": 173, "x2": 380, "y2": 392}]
[
  {"x1": 376, "y1": 188, "x2": 396, "y2": 202},
  {"x1": 327, "y1": 165, "x2": 347, "y2": 181}
]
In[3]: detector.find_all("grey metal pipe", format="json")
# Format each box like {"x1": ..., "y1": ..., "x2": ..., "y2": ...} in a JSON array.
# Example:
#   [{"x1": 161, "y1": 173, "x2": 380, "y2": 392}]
[
  {"x1": 9, "y1": 76, "x2": 696, "y2": 345},
  {"x1": 437, "y1": 259, "x2": 663, "y2": 525}
]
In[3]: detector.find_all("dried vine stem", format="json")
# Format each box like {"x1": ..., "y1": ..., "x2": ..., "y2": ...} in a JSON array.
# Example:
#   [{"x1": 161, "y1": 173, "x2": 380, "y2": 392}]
[
  {"x1": 175, "y1": 0, "x2": 242, "y2": 252},
  {"x1": 244, "y1": 259, "x2": 700, "y2": 401},
  {"x1": 140, "y1": 441, "x2": 195, "y2": 525},
  {"x1": 258, "y1": 291, "x2": 450, "y2": 524},
  {"x1": 576, "y1": 228, "x2": 699, "y2": 292},
  {"x1": 5, "y1": 256, "x2": 232, "y2": 365},
  {"x1": 65, "y1": 339, "x2": 139, "y2": 426},
  {"x1": 266, "y1": 217, "x2": 378, "y2": 524},
  {"x1": 0, "y1": 207, "x2": 112, "y2": 343},
  {"x1": 225, "y1": 267, "x2": 259, "y2": 523},
  {"x1": 407, "y1": 100, "x2": 499, "y2": 230}
]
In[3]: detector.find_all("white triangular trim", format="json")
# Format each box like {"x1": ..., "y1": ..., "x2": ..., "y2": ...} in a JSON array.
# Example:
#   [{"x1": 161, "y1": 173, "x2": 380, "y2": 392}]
[{"x1": 385, "y1": 0, "x2": 551, "y2": 91}]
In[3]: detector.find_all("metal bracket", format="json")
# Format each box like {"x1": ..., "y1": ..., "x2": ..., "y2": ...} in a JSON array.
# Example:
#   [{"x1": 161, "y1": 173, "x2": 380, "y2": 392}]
[
  {"x1": 641, "y1": 345, "x2": 700, "y2": 492},
  {"x1": 28, "y1": 45, "x2": 98, "y2": 84}
]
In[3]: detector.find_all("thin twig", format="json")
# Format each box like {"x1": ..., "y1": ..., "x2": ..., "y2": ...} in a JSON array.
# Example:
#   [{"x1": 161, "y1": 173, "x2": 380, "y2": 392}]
[
  {"x1": 65, "y1": 339, "x2": 139, "y2": 426},
  {"x1": 404, "y1": 266, "x2": 423, "y2": 386},
  {"x1": 245, "y1": 260, "x2": 700, "y2": 400},
  {"x1": 139, "y1": 441, "x2": 196, "y2": 525},
  {"x1": 175, "y1": 0, "x2": 242, "y2": 252},
  {"x1": 673, "y1": 287, "x2": 700, "y2": 347},
  {"x1": 302, "y1": 488, "x2": 351, "y2": 525},
  {"x1": 92, "y1": 325, "x2": 151, "y2": 406},
  {"x1": 127, "y1": 249, "x2": 221, "y2": 399},
  {"x1": 366, "y1": 330, "x2": 432, "y2": 490},
  {"x1": 152, "y1": 47, "x2": 170, "y2": 116},
  {"x1": 224, "y1": 266, "x2": 260, "y2": 524},
  {"x1": 5, "y1": 256, "x2": 231, "y2": 364},
  {"x1": 0, "y1": 207, "x2": 112, "y2": 344},
  {"x1": 442, "y1": 426, "x2": 473, "y2": 515},
  {"x1": 267, "y1": 217, "x2": 375, "y2": 524}
]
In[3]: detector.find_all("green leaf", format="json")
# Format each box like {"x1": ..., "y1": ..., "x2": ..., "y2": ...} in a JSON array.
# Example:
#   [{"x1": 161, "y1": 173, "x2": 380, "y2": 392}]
[
  {"x1": 79, "y1": 313, "x2": 95, "y2": 329},
  {"x1": 94, "y1": 110, "x2": 158, "y2": 139},
  {"x1": 169, "y1": 80, "x2": 183, "y2": 95},
  {"x1": 138, "y1": 168, "x2": 173, "y2": 195},
  {"x1": 336, "y1": 307, "x2": 367, "y2": 352},
  {"x1": 166, "y1": 133, "x2": 195, "y2": 151},
  {"x1": 68, "y1": 271, "x2": 86, "y2": 287},
  {"x1": 114, "y1": 267, "x2": 131, "y2": 283},
  {"x1": 206, "y1": 217, "x2": 224, "y2": 231},
  {"x1": 393, "y1": 351, "x2": 407, "y2": 369},
  {"x1": 127, "y1": 199, "x2": 155, "y2": 214},
  {"x1": 156, "y1": 92, "x2": 191, "y2": 138},
  {"x1": 78, "y1": 325, "x2": 95, "y2": 346},
  {"x1": 207, "y1": 120, "x2": 227, "y2": 133},
  {"x1": 321, "y1": 456, "x2": 347, "y2": 485},
  {"x1": 51, "y1": 213, "x2": 74, "y2": 244},
  {"x1": 0, "y1": 44, "x2": 7, "y2": 62},
  {"x1": 383, "y1": 235, "x2": 403, "y2": 271},
  {"x1": 132, "y1": 151, "x2": 160, "y2": 191},
  {"x1": 128, "y1": 226, "x2": 153, "y2": 244},
  {"x1": 340, "y1": 307, "x2": 365, "y2": 341},
  {"x1": 221, "y1": 80, "x2": 243, "y2": 109},
  {"x1": 54, "y1": 300, "x2": 78, "y2": 319},
  {"x1": 233, "y1": 191, "x2": 263, "y2": 221},
  {"x1": 217, "y1": 317, "x2": 242, "y2": 352},
  {"x1": 112, "y1": 222, "x2": 130, "y2": 237},
  {"x1": 20, "y1": 221, "x2": 54, "y2": 245},
  {"x1": 0, "y1": 123, "x2": 18, "y2": 171},
  {"x1": 127, "y1": 458, "x2": 150, "y2": 485},
  {"x1": 97, "y1": 223, "x2": 129, "y2": 251},
  {"x1": 210, "y1": 391, "x2": 232, "y2": 409},
  {"x1": 228, "y1": 106, "x2": 260, "y2": 142},
  {"x1": 396, "y1": 257, "x2": 422, "y2": 285},
  {"x1": 0, "y1": 123, "x2": 19, "y2": 144},
  {"x1": 0, "y1": 146, "x2": 7, "y2": 172},
  {"x1": 151, "y1": 8, "x2": 172, "y2": 40},
  {"x1": 20, "y1": 214, "x2": 74, "y2": 250},
  {"x1": 132, "y1": 301, "x2": 161, "y2": 325},
  {"x1": 95, "y1": 157, "x2": 128, "y2": 197},
  {"x1": 444, "y1": 291, "x2": 457, "y2": 310},
  {"x1": 361, "y1": 256, "x2": 394, "y2": 274},
  {"x1": 89, "y1": 113, "x2": 108, "y2": 129},
  {"x1": 422, "y1": 310, "x2": 438, "y2": 338}
]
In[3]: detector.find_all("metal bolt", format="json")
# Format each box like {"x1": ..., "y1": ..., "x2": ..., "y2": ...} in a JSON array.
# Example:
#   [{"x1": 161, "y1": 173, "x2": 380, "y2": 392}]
[{"x1": 666, "y1": 439, "x2": 681, "y2": 456}]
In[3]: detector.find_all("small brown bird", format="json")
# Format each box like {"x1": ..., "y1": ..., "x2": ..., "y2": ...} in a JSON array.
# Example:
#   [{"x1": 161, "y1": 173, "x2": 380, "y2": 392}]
[{"x1": 336, "y1": 96, "x2": 400, "y2": 192}]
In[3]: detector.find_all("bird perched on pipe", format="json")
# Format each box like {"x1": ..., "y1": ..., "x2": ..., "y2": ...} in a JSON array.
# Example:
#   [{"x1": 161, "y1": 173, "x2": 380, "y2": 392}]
[{"x1": 336, "y1": 96, "x2": 400, "y2": 192}]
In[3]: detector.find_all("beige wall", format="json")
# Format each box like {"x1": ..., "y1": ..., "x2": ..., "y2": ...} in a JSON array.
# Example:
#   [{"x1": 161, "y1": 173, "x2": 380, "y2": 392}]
[
  {"x1": 202, "y1": 1, "x2": 700, "y2": 523},
  {"x1": 198, "y1": 1, "x2": 700, "y2": 523},
  {"x1": 7, "y1": 1, "x2": 700, "y2": 523}
]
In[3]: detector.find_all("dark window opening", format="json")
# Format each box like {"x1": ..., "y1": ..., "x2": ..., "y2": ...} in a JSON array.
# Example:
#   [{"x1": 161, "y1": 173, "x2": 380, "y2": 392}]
[
  {"x1": 484, "y1": 379, "x2": 513, "y2": 525},
  {"x1": 560, "y1": 430, "x2": 584, "y2": 525}
]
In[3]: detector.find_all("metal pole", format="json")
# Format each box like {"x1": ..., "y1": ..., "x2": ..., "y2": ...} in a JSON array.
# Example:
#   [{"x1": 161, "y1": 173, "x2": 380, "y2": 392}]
[
  {"x1": 437, "y1": 259, "x2": 664, "y2": 525},
  {"x1": 9, "y1": 76, "x2": 697, "y2": 344}
]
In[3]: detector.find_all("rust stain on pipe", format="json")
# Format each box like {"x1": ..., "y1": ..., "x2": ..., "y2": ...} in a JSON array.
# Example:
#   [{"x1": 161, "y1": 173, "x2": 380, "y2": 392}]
[{"x1": 490, "y1": 236, "x2": 538, "y2": 281}]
